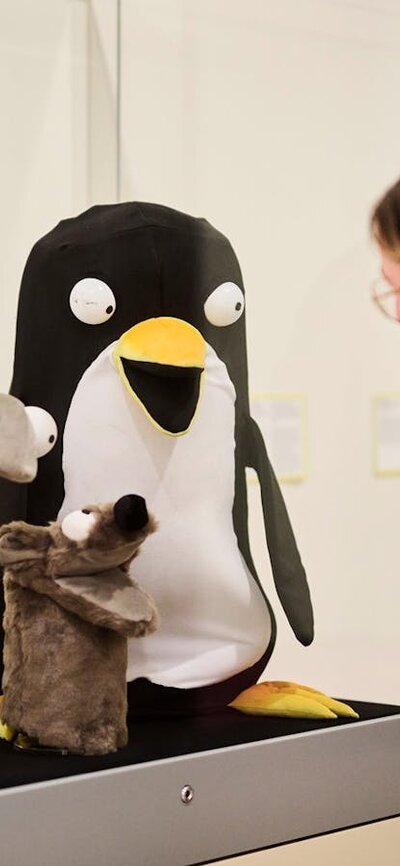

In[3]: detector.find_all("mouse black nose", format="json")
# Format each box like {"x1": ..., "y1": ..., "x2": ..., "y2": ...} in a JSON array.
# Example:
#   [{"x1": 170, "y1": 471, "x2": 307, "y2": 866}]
[{"x1": 113, "y1": 494, "x2": 149, "y2": 533}]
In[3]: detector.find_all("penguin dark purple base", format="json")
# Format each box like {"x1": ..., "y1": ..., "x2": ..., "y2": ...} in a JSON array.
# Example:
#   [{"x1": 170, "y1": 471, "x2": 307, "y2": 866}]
[{"x1": 0, "y1": 203, "x2": 313, "y2": 714}]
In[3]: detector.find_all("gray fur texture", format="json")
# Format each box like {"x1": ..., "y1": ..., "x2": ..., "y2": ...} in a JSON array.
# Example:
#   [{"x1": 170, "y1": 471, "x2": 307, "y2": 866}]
[{"x1": 0, "y1": 394, "x2": 37, "y2": 482}]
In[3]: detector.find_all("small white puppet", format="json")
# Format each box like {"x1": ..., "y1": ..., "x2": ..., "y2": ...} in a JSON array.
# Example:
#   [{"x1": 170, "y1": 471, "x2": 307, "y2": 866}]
[{"x1": 0, "y1": 395, "x2": 57, "y2": 483}]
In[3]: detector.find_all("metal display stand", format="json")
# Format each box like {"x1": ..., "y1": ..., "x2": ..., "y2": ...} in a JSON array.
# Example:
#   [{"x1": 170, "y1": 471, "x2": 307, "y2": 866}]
[{"x1": 0, "y1": 701, "x2": 399, "y2": 866}]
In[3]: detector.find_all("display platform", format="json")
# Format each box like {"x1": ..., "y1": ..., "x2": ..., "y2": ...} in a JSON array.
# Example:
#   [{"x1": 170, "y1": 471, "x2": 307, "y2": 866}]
[{"x1": 0, "y1": 700, "x2": 399, "y2": 866}]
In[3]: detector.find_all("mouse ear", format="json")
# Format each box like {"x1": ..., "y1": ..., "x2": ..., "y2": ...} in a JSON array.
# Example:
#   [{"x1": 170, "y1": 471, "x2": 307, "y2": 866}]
[
  {"x1": 0, "y1": 395, "x2": 38, "y2": 482},
  {"x1": 54, "y1": 570, "x2": 159, "y2": 637},
  {"x1": 0, "y1": 521, "x2": 49, "y2": 565}
]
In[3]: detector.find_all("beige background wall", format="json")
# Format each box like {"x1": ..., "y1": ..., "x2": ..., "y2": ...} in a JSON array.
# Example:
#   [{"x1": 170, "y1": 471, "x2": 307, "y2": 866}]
[
  {"x1": 218, "y1": 818, "x2": 400, "y2": 866},
  {"x1": 0, "y1": 0, "x2": 117, "y2": 391},
  {"x1": 0, "y1": 0, "x2": 90, "y2": 388},
  {"x1": 0, "y1": 0, "x2": 399, "y2": 862}
]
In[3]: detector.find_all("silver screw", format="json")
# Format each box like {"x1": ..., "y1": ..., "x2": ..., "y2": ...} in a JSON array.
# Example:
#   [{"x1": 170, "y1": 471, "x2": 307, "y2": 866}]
[{"x1": 181, "y1": 784, "x2": 194, "y2": 804}]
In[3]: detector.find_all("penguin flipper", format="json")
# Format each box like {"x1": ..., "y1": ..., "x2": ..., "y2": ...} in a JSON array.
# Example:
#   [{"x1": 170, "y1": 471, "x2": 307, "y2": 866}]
[
  {"x1": 245, "y1": 415, "x2": 314, "y2": 646},
  {"x1": 229, "y1": 681, "x2": 359, "y2": 720}
]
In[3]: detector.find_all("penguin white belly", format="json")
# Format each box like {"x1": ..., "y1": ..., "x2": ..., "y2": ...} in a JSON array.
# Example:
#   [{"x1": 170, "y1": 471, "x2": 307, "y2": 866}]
[{"x1": 59, "y1": 343, "x2": 271, "y2": 688}]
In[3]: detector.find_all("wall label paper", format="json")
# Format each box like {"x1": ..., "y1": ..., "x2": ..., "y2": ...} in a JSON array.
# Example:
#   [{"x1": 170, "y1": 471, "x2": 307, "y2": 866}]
[{"x1": 373, "y1": 392, "x2": 400, "y2": 477}]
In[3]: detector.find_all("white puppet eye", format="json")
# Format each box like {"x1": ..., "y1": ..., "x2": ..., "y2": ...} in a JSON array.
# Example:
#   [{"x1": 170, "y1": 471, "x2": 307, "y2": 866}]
[
  {"x1": 25, "y1": 406, "x2": 58, "y2": 458},
  {"x1": 69, "y1": 278, "x2": 116, "y2": 325},
  {"x1": 61, "y1": 509, "x2": 97, "y2": 543},
  {"x1": 204, "y1": 282, "x2": 245, "y2": 327}
]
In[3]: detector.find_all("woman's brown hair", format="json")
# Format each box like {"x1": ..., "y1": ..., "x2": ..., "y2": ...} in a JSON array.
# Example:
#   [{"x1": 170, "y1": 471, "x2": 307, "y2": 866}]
[{"x1": 371, "y1": 177, "x2": 400, "y2": 259}]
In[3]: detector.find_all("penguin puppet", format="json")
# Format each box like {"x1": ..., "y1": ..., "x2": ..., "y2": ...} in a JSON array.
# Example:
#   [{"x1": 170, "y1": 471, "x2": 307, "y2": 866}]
[{"x1": 0, "y1": 203, "x2": 354, "y2": 720}]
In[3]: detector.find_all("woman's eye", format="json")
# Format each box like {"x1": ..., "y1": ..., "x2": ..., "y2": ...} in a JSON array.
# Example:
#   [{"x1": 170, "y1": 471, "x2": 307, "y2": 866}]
[
  {"x1": 69, "y1": 278, "x2": 116, "y2": 325},
  {"x1": 204, "y1": 282, "x2": 245, "y2": 327}
]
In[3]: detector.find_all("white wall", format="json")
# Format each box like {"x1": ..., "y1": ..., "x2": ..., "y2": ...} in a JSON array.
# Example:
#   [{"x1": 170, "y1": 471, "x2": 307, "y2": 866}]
[
  {"x1": 120, "y1": 0, "x2": 400, "y2": 705},
  {"x1": 0, "y1": 0, "x2": 118, "y2": 391}
]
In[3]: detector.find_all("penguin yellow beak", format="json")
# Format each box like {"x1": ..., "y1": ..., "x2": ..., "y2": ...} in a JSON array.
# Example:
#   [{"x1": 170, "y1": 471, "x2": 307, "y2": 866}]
[{"x1": 113, "y1": 317, "x2": 206, "y2": 436}]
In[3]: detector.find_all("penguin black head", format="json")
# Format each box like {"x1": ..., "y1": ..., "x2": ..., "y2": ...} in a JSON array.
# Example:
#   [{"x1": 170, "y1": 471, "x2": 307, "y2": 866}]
[{"x1": 4, "y1": 203, "x2": 250, "y2": 523}]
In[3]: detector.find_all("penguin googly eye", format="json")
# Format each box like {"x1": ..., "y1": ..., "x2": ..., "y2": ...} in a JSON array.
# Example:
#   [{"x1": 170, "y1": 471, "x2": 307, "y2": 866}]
[
  {"x1": 25, "y1": 406, "x2": 58, "y2": 458},
  {"x1": 204, "y1": 282, "x2": 245, "y2": 327},
  {"x1": 69, "y1": 278, "x2": 116, "y2": 325},
  {"x1": 61, "y1": 509, "x2": 97, "y2": 542}
]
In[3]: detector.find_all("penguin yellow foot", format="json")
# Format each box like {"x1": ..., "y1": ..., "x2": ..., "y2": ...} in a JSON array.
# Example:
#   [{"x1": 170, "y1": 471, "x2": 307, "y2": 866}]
[
  {"x1": 0, "y1": 719, "x2": 15, "y2": 742},
  {"x1": 0, "y1": 697, "x2": 68, "y2": 753},
  {"x1": 229, "y1": 681, "x2": 359, "y2": 720},
  {"x1": 0, "y1": 696, "x2": 15, "y2": 742}
]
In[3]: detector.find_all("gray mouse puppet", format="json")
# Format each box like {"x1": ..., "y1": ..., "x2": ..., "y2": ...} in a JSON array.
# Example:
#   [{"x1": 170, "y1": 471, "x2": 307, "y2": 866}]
[{"x1": 0, "y1": 495, "x2": 158, "y2": 755}]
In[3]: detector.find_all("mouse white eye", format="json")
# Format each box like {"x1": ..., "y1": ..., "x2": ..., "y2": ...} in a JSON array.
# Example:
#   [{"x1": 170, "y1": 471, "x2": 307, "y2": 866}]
[
  {"x1": 25, "y1": 406, "x2": 58, "y2": 458},
  {"x1": 69, "y1": 278, "x2": 116, "y2": 325},
  {"x1": 61, "y1": 510, "x2": 97, "y2": 542},
  {"x1": 204, "y1": 282, "x2": 245, "y2": 327}
]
